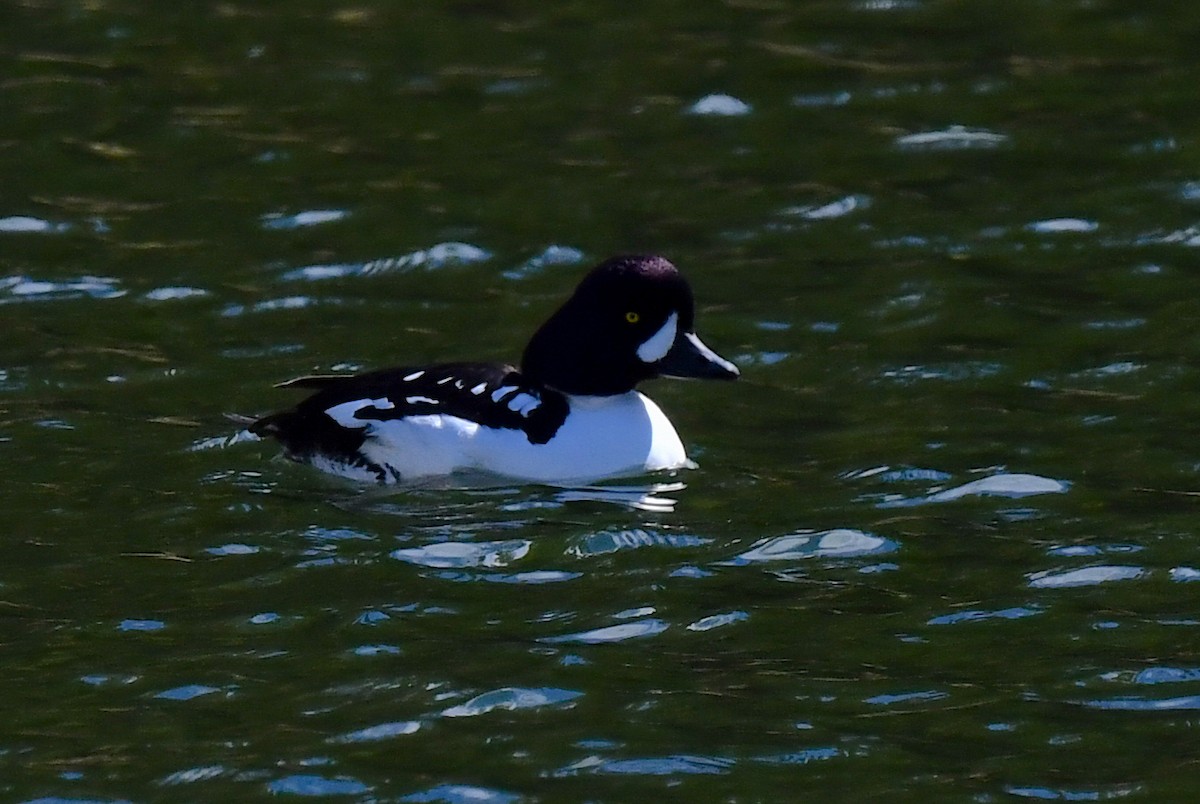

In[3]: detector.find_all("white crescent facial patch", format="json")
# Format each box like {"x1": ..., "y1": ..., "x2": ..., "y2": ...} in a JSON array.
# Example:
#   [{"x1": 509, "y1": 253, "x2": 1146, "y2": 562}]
[{"x1": 636, "y1": 311, "x2": 678, "y2": 363}]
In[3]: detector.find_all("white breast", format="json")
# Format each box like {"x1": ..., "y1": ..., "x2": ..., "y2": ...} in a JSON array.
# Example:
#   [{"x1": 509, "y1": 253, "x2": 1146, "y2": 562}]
[{"x1": 350, "y1": 391, "x2": 689, "y2": 484}]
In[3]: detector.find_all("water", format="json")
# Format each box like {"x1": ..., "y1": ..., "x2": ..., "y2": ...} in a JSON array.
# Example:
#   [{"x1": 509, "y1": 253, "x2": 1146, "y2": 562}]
[{"x1": 4, "y1": 1, "x2": 1200, "y2": 801}]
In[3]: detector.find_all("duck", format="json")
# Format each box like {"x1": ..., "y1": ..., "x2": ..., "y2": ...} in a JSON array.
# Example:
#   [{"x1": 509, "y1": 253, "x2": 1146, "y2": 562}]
[{"x1": 250, "y1": 254, "x2": 739, "y2": 485}]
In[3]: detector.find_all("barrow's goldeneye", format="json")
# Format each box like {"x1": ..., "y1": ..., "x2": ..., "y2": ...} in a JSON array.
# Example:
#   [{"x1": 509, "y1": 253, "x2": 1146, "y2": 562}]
[{"x1": 251, "y1": 254, "x2": 739, "y2": 484}]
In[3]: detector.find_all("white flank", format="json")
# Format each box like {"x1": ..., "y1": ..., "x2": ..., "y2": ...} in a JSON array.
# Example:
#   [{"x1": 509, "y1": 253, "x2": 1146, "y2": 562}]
[
  {"x1": 466, "y1": 391, "x2": 689, "y2": 482},
  {"x1": 636, "y1": 312, "x2": 678, "y2": 363},
  {"x1": 403, "y1": 370, "x2": 424, "y2": 381},
  {"x1": 491, "y1": 385, "x2": 518, "y2": 402},
  {"x1": 320, "y1": 392, "x2": 690, "y2": 484},
  {"x1": 470, "y1": 382, "x2": 487, "y2": 395},
  {"x1": 360, "y1": 414, "x2": 481, "y2": 478}
]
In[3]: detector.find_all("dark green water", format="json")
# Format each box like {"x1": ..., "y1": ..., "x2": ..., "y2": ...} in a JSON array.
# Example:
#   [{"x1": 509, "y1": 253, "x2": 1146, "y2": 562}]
[{"x1": 5, "y1": 1, "x2": 1200, "y2": 801}]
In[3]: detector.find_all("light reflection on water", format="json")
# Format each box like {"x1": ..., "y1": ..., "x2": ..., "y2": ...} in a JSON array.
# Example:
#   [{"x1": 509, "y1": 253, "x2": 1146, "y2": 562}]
[
  {"x1": 893, "y1": 125, "x2": 1009, "y2": 151},
  {"x1": 390, "y1": 539, "x2": 531, "y2": 569},
  {"x1": 541, "y1": 619, "x2": 670, "y2": 645},
  {"x1": 725, "y1": 529, "x2": 897, "y2": 564},
  {"x1": 926, "y1": 606, "x2": 1042, "y2": 626},
  {"x1": 872, "y1": 472, "x2": 1071, "y2": 509},
  {"x1": 279, "y1": 242, "x2": 492, "y2": 281},
  {"x1": 554, "y1": 753, "x2": 735, "y2": 777},
  {"x1": 441, "y1": 687, "x2": 582, "y2": 718},
  {"x1": 566, "y1": 526, "x2": 710, "y2": 556},
  {"x1": 1028, "y1": 566, "x2": 1145, "y2": 589},
  {"x1": 1, "y1": 275, "x2": 125, "y2": 302},
  {"x1": 399, "y1": 784, "x2": 521, "y2": 803},
  {"x1": 0, "y1": 214, "x2": 73, "y2": 233},
  {"x1": 266, "y1": 774, "x2": 372, "y2": 797},
  {"x1": 327, "y1": 720, "x2": 421, "y2": 743}
]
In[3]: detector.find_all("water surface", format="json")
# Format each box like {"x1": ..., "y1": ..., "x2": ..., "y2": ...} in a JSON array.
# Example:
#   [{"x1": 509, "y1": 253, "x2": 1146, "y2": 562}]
[{"x1": 5, "y1": 2, "x2": 1200, "y2": 801}]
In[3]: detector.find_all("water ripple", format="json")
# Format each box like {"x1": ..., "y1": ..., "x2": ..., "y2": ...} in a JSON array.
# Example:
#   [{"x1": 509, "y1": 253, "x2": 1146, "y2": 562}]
[
  {"x1": 792, "y1": 90, "x2": 852, "y2": 107},
  {"x1": 725, "y1": 529, "x2": 897, "y2": 564},
  {"x1": 281, "y1": 242, "x2": 491, "y2": 281},
  {"x1": 400, "y1": 784, "x2": 520, "y2": 803},
  {"x1": 1131, "y1": 224, "x2": 1200, "y2": 247},
  {"x1": 856, "y1": 0, "x2": 922, "y2": 10},
  {"x1": 1098, "y1": 667, "x2": 1200, "y2": 686},
  {"x1": 1133, "y1": 667, "x2": 1200, "y2": 684},
  {"x1": 1073, "y1": 361, "x2": 1143, "y2": 379},
  {"x1": 205, "y1": 543, "x2": 260, "y2": 556},
  {"x1": 432, "y1": 569, "x2": 580, "y2": 584},
  {"x1": 267, "y1": 774, "x2": 372, "y2": 796},
  {"x1": 732, "y1": 351, "x2": 790, "y2": 368},
  {"x1": 844, "y1": 465, "x2": 951, "y2": 483},
  {"x1": 686, "y1": 611, "x2": 749, "y2": 631},
  {"x1": 1, "y1": 275, "x2": 124, "y2": 303},
  {"x1": 556, "y1": 753, "x2": 734, "y2": 776},
  {"x1": 143, "y1": 286, "x2": 210, "y2": 301},
  {"x1": 756, "y1": 746, "x2": 844, "y2": 765},
  {"x1": 159, "y1": 764, "x2": 227, "y2": 785},
  {"x1": 780, "y1": 194, "x2": 871, "y2": 220},
  {"x1": 390, "y1": 539, "x2": 531, "y2": 569},
  {"x1": 188, "y1": 430, "x2": 260, "y2": 452},
  {"x1": 894, "y1": 125, "x2": 1008, "y2": 150},
  {"x1": 220, "y1": 295, "x2": 322, "y2": 316},
  {"x1": 864, "y1": 690, "x2": 948, "y2": 706},
  {"x1": 1083, "y1": 317, "x2": 1146, "y2": 330},
  {"x1": 441, "y1": 686, "x2": 582, "y2": 717},
  {"x1": 1170, "y1": 567, "x2": 1200, "y2": 582},
  {"x1": 1029, "y1": 566, "x2": 1145, "y2": 589},
  {"x1": 485, "y1": 77, "x2": 546, "y2": 95},
  {"x1": 1079, "y1": 696, "x2": 1200, "y2": 711},
  {"x1": 1048, "y1": 544, "x2": 1141, "y2": 557},
  {"x1": 878, "y1": 362, "x2": 1004, "y2": 383},
  {"x1": 118, "y1": 619, "x2": 165, "y2": 632},
  {"x1": 327, "y1": 721, "x2": 421, "y2": 743},
  {"x1": 1005, "y1": 784, "x2": 1144, "y2": 800},
  {"x1": 927, "y1": 606, "x2": 1042, "y2": 626},
  {"x1": 1026, "y1": 218, "x2": 1100, "y2": 234},
  {"x1": 567, "y1": 527, "x2": 710, "y2": 557},
  {"x1": 261, "y1": 209, "x2": 349, "y2": 230},
  {"x1": 555, "y1": 482, "x2": 686, "y2": 512},
  {"x1": 154, "y1": 684, "x2": 224, "y2": 701},
  {"x1": 502, "y1": 245, "x2": 586, "y2": 280},
  {"x1": 541, "y1": 618, "x2": 669, "y2": 645},
  {"x1": 0, "y1": 215, "x2": 71, "y2": 233},
  {"x1": 877, "y1": 473, "x2": 1070, "y2": 508},
  {"x1": 685, "y1": 94, "x2": 751, "y2": 116}
]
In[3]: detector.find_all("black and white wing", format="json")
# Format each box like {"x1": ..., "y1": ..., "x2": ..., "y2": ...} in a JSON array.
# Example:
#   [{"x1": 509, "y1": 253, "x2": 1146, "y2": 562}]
[{"x1": 251, "y1": 362, "x2": 570, "y2": 468}]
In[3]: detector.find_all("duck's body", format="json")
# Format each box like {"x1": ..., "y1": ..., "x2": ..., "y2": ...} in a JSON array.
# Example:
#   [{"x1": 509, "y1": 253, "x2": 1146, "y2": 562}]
[{"x1": 251, "y1": 255, "x2": 738, "y2": 485}]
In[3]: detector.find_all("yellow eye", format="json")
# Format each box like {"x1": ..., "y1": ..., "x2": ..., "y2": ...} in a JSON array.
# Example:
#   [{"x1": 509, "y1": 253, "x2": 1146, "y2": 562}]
[{"x1": 625, "y1": 311, "x2": 640, "y2": 324}]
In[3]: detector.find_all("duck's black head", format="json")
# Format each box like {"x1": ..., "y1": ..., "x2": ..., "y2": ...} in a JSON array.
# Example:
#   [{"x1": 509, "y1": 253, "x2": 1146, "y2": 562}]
[{"x1": 521, "y1": 255, "x2": 739, "y2": 396}]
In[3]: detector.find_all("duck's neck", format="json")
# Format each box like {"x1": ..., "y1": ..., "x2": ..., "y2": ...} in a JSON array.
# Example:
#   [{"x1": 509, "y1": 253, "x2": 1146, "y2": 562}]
[{"x1": 565, "y1": 391, "x2": 640, "y2": 410}]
